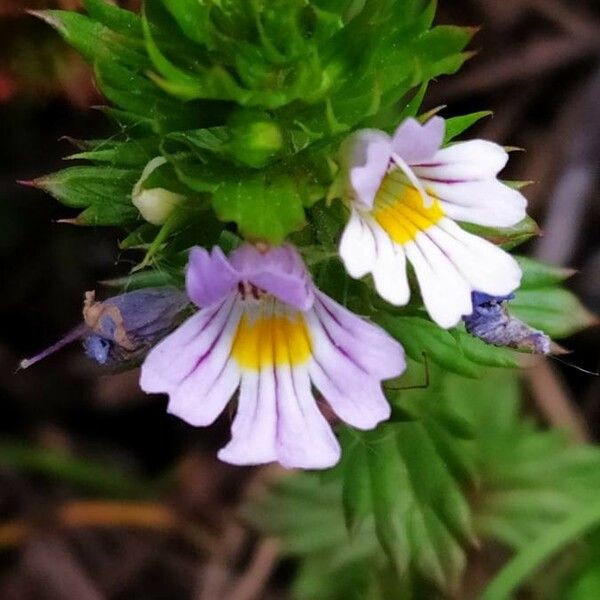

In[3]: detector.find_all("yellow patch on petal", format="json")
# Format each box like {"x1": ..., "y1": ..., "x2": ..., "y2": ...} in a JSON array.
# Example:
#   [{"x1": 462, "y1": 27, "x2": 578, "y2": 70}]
[
  {"x1": 231, "y1": 312, "x2": 312, "y2": 371},
  {"x1": 372, "y1": 172, "x2": 444, "y2": 244}
]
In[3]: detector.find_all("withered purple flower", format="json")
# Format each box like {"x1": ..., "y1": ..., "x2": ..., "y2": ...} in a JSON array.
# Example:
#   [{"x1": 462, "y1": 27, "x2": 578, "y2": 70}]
[
  {"x1": 20, "y1": 287, "x2": 190, "y2": 369},
  {"x1": 463, "y1": 291, "x2": 551, "y2": 354}
]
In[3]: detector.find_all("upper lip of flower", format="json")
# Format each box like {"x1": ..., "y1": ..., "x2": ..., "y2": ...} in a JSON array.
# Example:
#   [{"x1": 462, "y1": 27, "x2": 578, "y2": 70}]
[{"x1": 186, "y1": 243, "x2": 315, "y2": 312}]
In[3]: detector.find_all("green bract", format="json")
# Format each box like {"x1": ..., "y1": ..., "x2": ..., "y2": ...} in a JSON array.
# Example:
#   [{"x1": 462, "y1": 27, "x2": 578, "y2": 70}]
[{"x1": 36, "y1": 0, "x2": 472, "y2": 244}]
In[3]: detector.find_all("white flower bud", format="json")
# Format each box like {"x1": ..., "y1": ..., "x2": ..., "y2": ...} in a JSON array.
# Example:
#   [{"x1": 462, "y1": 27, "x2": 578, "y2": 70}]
[{"x1": 132, "y1": 157, "x2": 186, "y2": 225}]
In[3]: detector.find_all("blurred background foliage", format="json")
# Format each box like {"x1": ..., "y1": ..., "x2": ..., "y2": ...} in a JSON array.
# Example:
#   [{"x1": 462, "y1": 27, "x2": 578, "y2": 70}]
[{"x1": 1, "y1": 1, "x2": 600, "y2": 599}]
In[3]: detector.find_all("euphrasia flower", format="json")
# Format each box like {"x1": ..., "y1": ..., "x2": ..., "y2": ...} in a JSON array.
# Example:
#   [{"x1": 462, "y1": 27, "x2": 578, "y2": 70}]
[
  {"x1": 338, "y1": 116, "x2": 527, "y2": 328},
  {"x1": 140, "y1": 243, "x2": 405, "y2": 469},
  {"x1": 20, "y1": 288, "x2": 189, "y2": 369}
]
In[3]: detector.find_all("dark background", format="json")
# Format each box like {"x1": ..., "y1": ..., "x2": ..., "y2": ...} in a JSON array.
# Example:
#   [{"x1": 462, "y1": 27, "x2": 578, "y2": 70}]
[{"x1": 0, "y1": 1, "x2": 599, "y2": 598}]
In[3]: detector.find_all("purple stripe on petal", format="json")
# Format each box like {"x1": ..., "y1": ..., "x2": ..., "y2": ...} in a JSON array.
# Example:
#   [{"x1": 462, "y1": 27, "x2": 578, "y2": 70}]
[
  {"x1": 218, "y1": 369, "x2": 278, "y2": 465},
  {"x1": 305, "y1": 308, "x2": 391, "y2": 430},
  {"x1": 140, "y1": 297, "x2": 234, "y2": 392},
  {"x1": 274, "y1": 365, "x2": 340, "y2": 469},
  {"x1": 313, "y1": 291, "x2": 405, "y2": 380},
  {"x1": 140, "y1": 296, "x2": 243, "y2": 427},
  {"x1": 166, "y1": 299, "x2": 243, "y2": 425}
]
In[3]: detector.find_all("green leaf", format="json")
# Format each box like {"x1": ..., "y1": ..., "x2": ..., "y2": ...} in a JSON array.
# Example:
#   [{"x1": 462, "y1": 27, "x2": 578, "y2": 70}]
[
  {"x1": 212, "y1": 173, "x2": 306, "y2": 243},
  {"x1": 142, "y1": 9, "x2": 207, "y2": 101},
  {"x1": 159, "y1": 0, "x2": 211, "y2": 46},
  {"x1": 511, "y1": 288, "x2": 597, "y2": 339},
  {"x1": 67, "y1": 137, "x2": 159, "y2": 168},
  {"x1": 516, "y1": 255, "x2": 576, "y2": 288},
  {"x1": 482, "y1": 501, "x2": 600, "y2": 600},
  {"x1": 343, "y1": 419, "x2": 473, "y2": 591},
  {"x1": 444, "y1": 111, "x2": 493, "y2": 142},
  {"x1": 452, "y1": 327, "x2": 520, "y2": 369},
  {"x1": 460, "y1": 215, "x2": 540, "y2": 250},
  {"x1": 377, "y1": 314, "x2": 481, "y2": 378},
  {"x1": 34, "y1": 9, "x2": 146, "y2": 67},
  {"x1": 83, "y1": 0, "x2": 142, "y2": 36},
  {"x1": 512, "y1": 256, "x2": 597, "y2": 338},
  {"x1": 32, "y1": 165, "x2": 140, "y2": 225},
  {"x1": 340, "y1": 430, "x2": 371, "y2": 534}
]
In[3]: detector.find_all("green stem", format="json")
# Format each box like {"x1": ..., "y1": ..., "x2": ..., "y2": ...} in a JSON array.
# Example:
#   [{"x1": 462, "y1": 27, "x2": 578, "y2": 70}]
[{"x1": 482, "y1": 500, "x2": 600, "y2": 600}]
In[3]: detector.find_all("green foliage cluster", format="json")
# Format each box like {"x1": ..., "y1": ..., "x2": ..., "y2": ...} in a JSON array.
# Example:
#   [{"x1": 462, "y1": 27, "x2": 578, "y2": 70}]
[
  {"x1": 249, "y1": 368, "x2": 600, "y2": 599},
  {"x1": 35, "y1": 0, "x2": 472, "y2": 245},
  {"x1": 28, "y1": 1, "x2": 600, "y2": 598}
]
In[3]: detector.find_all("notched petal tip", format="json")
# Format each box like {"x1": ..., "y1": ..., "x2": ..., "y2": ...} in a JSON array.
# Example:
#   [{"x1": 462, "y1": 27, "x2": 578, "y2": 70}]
[
  {"x1": 340, "y1": 129, "x2": 392, "y2": 210},
  {"x1": 391, "y1": 115, "x2": 445, "y2": 164},
  {"x1": 186, "y1": 245, "x2": 239, "y2": 308}
]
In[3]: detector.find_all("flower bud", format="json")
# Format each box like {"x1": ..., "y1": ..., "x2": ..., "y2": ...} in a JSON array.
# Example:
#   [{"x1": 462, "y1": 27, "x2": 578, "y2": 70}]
[
  {"x1": 227, "y1": 109, "x2": 283, "y2": 168},
  {"x1": 132, "y1": 157, "x2": 186, "y2": 225}
]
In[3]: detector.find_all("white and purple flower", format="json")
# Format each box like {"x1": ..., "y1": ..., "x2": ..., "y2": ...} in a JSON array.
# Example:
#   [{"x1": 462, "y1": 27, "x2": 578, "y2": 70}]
[
  {"x1": 140, "y1": 243, "x2": 405, "y2": 469},
  {"x1": 338, "y1": 116, "x2": 527, "y2": 328}
]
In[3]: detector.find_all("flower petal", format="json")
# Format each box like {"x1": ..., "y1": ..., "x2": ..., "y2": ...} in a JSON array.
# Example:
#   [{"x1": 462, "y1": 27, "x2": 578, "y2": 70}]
[
  {"x1": 434, "y1": 179, "x2": 527, "y2": 227},
  {"x1": 140, "y1": 298, "x2": 231, "y2": 392},
  {"x1": 370, "y1": 220, "x2": 411, "y2": 306},
  {"x1": 273, "y1": 365, "x2": 341, "y2": 469},
  {"x1": 339, "y1": 209, "x2": 377, "y2": 278},
  {"x1": 391, "y1": 116, "x2": 445, "y2": 164},
  {"x1": 186, "y1": 246, "x2": 239, "y2": 308},
  {"x1": 218, "y1": 369, "x2": 278, "y2": 465},
  {"x1": 429, "y1": 219, "x2": 522, "y2": 295},
  {"x1": 229, "y1": 244, "x2": 314, "y2": 310},
  {"x1": 314, "y1": 291, "x2": 405, "y2": 380},
  {"x1": 140, "y1": 296, "x2": 242, "y2": 426},
  {"x1": 414, "y1": 139, "x2": 508, "y2": 178},
  {"x1": 305, "y1": 307, "x2": 391, "y2": 430},
  {"x1": 340, "y1": 129, "x2": 392, "y2": 209},
  {"x1": 404, "y1": 235, "x2": 473, "y2": 328}
]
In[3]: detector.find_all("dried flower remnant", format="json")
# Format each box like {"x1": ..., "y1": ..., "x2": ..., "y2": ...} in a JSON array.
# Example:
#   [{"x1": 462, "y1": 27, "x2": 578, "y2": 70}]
[
  {"x1": 140, "y1": 243, "x2": 405, "y2": 470},
  {"x1": 20, "y1": 288, "x2": 190, "y2": 369},
  {"x1": 463, "y1": 292, "x2": 551, "y2": 354},
  {"x1": 338, "y1": 116, "x2": 527, "y2": 328}
]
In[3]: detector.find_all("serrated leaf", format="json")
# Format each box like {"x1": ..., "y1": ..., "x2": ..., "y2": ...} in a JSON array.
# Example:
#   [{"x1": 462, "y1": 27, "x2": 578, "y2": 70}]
[
  {"x1": 443, "y1": 111, "x2": 492, "y2": 142},
  {"x1": 460, "y1": 215, "x2": 540, "y2": 250},
  {"x1": 359, "y1": 422, "x2": 472, "y2": 590},
  {"x1": 511, "y1": 257, "x2": 597, "y2": 338},
  {"x1": 511, "y1": 288, "x2": 597, "y2": 339},
  {"x1": 517, "y1": 255, "x2": 577, "y2": 288},
  {"x1": 84, "y1": 0, "x2": 142, "y2": 36},
  {"x1": 376, "y1": 314, "x2": 481, "y2": 378},
  {"x1": 32, "y1": 165, "x2": 139, "y2": 225},
  {"x1": 35, "y1": 9, "x2": 146, "y2": 67},
  {"x1": 67, "y1": 137, "x2": 159, "y2": 168}
]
